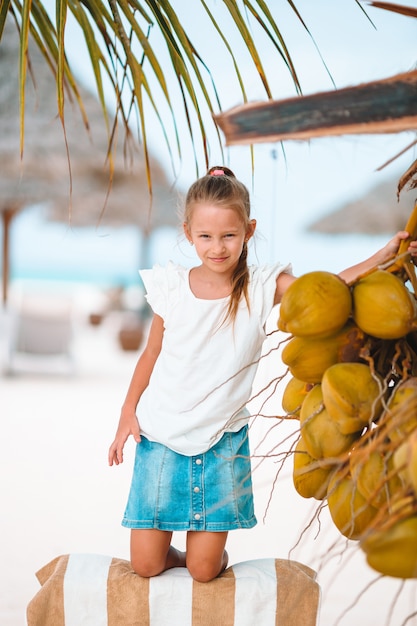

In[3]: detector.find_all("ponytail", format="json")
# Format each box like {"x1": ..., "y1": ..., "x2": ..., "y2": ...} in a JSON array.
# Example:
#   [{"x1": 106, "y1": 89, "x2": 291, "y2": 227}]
[{"x1": 226, "y1": 241, "x2": 250, "y2": 324}]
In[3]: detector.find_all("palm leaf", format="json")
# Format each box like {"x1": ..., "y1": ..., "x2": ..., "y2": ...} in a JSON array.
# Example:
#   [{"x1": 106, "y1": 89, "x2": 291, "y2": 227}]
[
  {"x1": 0, "y1": 0, "x2": 12, "y2": 38},
  {"x1": 15, "y1": 0, "x2": 90, "y2": 129},
  {"x1": 202, "y1": 3, "x2": 247, "y2": 104},
  {"x1": 117, "y1": 0, "x2": 170, "y2": 99},
  {"x1": 145, "y1": 0, "x2": 222, "y2": 169},
  {"x1": 108, "y1": 0, "x2": 152, "y2": 182},
  {"x1": 284, "y1": 0, "x2": 337, "y2": 88},
  {"x1": 222, "y1": 0, "x2": 272, "y2": 98},
  {"x1": 19, "y1": 0, "x2": 33, "y2": 158},
  {"x1": 55, "y1": 0, "x2": 67, "y2": 122},
  {"x1": 244, "y1": 0, "x2": 302, "y2": 93},
  {"x1": 68, "y1": 0, "x2": 111, "y2": 133},
  {"x1": 115, "y1": 0, "x2": 184, "y2": 167},
  {"x1": 2, "y1": 0, "x2": 378, "y2": 188}
]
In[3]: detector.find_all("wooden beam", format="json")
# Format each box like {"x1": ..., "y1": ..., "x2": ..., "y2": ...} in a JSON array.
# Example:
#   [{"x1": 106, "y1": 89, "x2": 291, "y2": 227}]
[{"x1": 215, "y1": 71, "x2": 417, "y2": 146}]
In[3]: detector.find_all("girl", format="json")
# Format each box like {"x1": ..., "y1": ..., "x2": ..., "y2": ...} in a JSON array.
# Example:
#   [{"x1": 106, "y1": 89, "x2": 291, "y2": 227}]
[{"x1": 109, "y1": 165, "x2": 416, "y2": 582}]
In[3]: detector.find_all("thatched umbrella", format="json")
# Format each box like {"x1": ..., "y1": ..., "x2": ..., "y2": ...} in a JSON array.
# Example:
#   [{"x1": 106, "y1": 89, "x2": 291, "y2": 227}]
[
  {"x1": 0, "y1": 19, "x2": 179, "y2": 306},
  {"x1": 307, "y1": 175, "x2": 417, "y2": 235}
]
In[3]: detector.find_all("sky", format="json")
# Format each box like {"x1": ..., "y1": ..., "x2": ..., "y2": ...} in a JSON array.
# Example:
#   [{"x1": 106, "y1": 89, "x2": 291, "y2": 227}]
[{"x1": 9, "y1": 0, "x2": 417, "y2": 289}]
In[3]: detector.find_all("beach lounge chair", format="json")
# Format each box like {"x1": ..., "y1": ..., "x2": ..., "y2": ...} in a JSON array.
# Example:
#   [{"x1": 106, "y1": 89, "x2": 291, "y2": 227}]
[{"x1": 5, "y1": 292, "x2": 74, "y2": 374}]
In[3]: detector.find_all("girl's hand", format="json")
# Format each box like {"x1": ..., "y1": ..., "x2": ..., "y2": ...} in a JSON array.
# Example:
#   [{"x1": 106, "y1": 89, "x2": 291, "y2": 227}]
[
  {"x1": 407, "y1": 236, "x2": 417, "y2": 261},
  {"x1": 108, "y1": 410, "x2": 141, "y2": 466},
  {"x1": 339, "y1": 231, "x2": 417, "y2": 285},
  {"x1": 380, "y1": 230, "x2": 417, "y2": 264}
]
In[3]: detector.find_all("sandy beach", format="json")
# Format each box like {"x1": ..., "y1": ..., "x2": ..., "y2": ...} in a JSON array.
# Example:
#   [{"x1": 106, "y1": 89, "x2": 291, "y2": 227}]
[{"x1": 1, "y1": 300, "x2": 417, "y2": 626}]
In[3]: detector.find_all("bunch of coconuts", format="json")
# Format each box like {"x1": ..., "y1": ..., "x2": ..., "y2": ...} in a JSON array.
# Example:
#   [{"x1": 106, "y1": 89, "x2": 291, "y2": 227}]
[{"x1": 278, "y1": 226, "x2": 417, "y2": 580}]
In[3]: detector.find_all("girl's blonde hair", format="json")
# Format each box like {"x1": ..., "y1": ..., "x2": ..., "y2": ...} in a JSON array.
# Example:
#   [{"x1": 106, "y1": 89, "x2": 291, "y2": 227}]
[{"x1": 184, "y1": 166, "x2": 251, "y2": 323}]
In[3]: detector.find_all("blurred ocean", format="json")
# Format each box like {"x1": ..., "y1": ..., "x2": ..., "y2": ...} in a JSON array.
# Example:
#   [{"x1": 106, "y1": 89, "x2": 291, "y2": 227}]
[
  {"x1": 7, "y1": 200, "x2": 395, "y2": 296},
  {"x1": 9, "y1": 205, "x2": 147, "y2": 289},
  {"x1": 5, "y1": 206, "x2": 399, "y2": 321}
]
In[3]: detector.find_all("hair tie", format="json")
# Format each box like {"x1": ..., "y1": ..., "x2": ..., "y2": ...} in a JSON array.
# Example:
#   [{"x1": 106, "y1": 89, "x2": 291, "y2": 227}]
[{"x1": 207, "y1": 165, "x2": 236, "y2": 178}]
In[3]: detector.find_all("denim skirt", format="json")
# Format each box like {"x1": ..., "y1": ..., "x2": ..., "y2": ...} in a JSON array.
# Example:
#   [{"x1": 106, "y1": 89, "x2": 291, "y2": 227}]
[{"x1": 122, "y1": 425, "x2": 257, "y2": 532}]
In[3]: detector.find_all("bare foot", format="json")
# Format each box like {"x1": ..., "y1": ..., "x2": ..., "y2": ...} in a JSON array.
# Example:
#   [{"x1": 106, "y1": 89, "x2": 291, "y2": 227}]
[
  {"x1": 221, "y1": 550, "x2": 229, "y2": 574},
  {"x1": 167, "y1": 546, "x2": 187, "y2": 569}
]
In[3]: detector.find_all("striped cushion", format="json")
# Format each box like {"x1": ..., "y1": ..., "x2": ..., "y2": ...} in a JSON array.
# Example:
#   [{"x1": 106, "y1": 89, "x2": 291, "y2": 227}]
[{"x1": 27, "y1": 554, "x2": 320, "y2": 626}]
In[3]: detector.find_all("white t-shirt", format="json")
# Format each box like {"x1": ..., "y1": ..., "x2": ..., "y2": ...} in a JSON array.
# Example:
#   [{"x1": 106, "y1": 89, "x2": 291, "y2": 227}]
[{"x1": 137, "y1": 261, "x2": 291, "y2": 455}]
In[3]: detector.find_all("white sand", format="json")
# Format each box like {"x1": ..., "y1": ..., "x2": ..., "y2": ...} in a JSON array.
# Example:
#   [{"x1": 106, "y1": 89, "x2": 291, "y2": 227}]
[{"x1": 1, "y1": 308, "x2": 417, "y2": 626}]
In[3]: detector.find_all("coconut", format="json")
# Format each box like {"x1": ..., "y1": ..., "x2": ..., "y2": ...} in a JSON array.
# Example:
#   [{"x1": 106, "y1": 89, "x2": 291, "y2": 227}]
[
  {"x1": 352, "y1": 269, "x2": 417, "y2": 339},
  {"x1": 321, "y1": 362, "x2": 384, "y2": 434},
  {"x1": 278, "y1": 271, "x2": 352, "y2": 338},
  {"x1": 300, "y1": 385, "x2": 360, "y2": 459},
  {"x1": 282, "y1": 377, "x2": 312, "y2": 417},
  {"x1": 282, "y1": 322, "x2": 365, "y2": 384},
  {"x1": 293, "y1": 437, "x2": 335, "y2": 499},
  {"x1": 350, "y1": 449, "x2": 402, "y2": 507},
  {"x1": 327, "y1": 468, "x2": 378, "y2": 540},
  {"x1": 361, "y1": 516, "x2": 417, "y2": 578},
  {"x1": 383, "y1": 378, "x2": 417, "y2": 443}
]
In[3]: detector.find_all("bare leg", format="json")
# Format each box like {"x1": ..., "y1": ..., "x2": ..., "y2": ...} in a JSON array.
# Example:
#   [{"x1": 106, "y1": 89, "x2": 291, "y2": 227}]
[
  {"x1": 130, "y1": 529, "x2": 186, "y2": 577},
  {"x1": 186, "y1": 531, "x2": 229, "y2": 582}
]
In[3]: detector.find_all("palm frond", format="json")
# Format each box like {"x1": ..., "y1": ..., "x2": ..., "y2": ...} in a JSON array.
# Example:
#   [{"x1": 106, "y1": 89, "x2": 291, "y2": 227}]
[
  {"x1": 0, "y1": 0, "x2": 12, "y2": 38},
  {"x1": 68, "y1": 0, "x2": 110, "y2": 133},
  {"x1": 285, "y1": 0, "x2": 338, "y2": 87},
  {"x1": 1, "y1": 0, "x2": 374, "y2": 185},
  {"x1": 56, "y1": 0, "x2": 67, "y2": 121},
  {"x1": 246, "y1": 0, "x2": 303, "y2": 93}
]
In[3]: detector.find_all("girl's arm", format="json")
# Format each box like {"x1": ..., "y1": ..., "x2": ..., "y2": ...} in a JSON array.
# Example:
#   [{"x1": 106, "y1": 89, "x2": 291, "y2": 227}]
[
  {"x1": 108, "y1": 313, "x2": 164, "y2": 466},
  {"x1": 274, "y1": 271, "x2": 295, "y2": 305},
  {"x1": 274, "y1": 231, "x2": 417, "y2": 306},
  {"x1": 338, "y1": 231, "x2": 416, "y2": 284}
]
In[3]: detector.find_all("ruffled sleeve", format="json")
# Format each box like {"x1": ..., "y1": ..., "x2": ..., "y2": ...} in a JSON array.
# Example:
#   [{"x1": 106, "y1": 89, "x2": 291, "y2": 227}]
[
  {"x1": 139, "y1": 262, "x2": 184, "y2": 319},
  {"x1": 248, "y1": 261, "x2": 292, "y2": 325}
]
